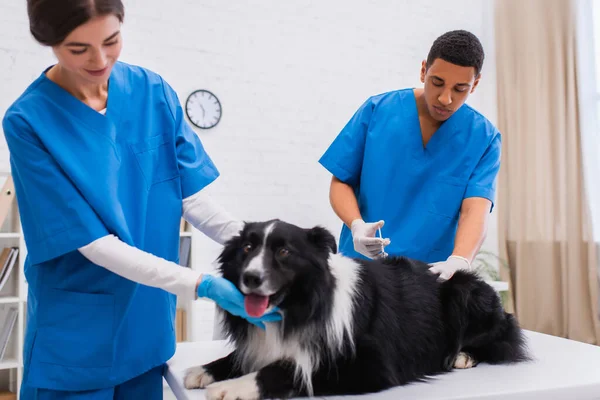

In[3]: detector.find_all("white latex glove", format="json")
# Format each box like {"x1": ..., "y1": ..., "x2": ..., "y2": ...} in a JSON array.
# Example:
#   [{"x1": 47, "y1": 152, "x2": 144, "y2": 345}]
[
  {"x1": 428, "y1": 255, "x2": 471, "y2": 281},
  {"x1": 350, "y1": 219, "x2": 391, "y2": 259}
]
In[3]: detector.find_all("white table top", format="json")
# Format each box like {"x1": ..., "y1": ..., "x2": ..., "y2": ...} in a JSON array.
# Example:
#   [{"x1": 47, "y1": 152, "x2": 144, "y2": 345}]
[
  {"x1": 165, "y1": 330, "x2": 600, "y2": 400},
  {"x1": 486, "y1": 281, "x2": 509, "y2": 292}
]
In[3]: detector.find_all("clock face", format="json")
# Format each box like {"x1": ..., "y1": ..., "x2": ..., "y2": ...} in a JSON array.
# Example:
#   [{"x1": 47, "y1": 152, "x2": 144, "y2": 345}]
[{"x1": 185, "y1": 90, "x2": 222, "y2": 129}]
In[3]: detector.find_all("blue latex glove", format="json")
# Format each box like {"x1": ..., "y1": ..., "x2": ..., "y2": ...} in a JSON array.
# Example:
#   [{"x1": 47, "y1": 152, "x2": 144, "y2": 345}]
[
  {"x1": 197, "y1": 274, "x2": 282, "y2": 329},
  {"x1": 247, "y1": 312, "x2": 283, "y2": 329}
]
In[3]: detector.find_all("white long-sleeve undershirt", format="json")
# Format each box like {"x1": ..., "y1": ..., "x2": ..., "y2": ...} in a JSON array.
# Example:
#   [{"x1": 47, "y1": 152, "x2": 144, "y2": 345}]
[{"x1": 78, "y1": 190, "x2": 243, "y2": 302}]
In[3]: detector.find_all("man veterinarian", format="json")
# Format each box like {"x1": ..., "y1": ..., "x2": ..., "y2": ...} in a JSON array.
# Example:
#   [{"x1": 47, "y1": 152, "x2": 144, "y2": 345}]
[{"x1": 319, "y1": 30, "x2": 501, "y2": 281}]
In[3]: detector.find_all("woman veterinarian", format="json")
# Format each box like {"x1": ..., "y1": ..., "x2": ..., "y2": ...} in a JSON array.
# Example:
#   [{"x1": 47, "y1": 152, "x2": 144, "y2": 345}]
[{"x1": 2, "y1": 1, "x2": 280, "y2": 398}]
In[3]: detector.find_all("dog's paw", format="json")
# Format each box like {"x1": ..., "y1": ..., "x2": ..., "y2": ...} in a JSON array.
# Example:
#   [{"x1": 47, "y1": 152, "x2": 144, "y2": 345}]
[
  {"x1": 205, "y1": 372, "x2": 260, "y2": 400},
  {"x1": 453, "y1": 352, "x2": 477, "y2": 369},
  {"x1": 184, "y1": 366, "x2": 216, "y2": 389}
]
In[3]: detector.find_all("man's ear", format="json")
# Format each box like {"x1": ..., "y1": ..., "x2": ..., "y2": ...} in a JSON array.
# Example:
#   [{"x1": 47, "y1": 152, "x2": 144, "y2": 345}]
[
  {"x1": 420, "y1": 60, "x2": 427, "y2": 83},
  {"x1": 306, "y1": 226, "x2": 337, "y2": 254},
  {"x1": 471, "y1": 73, "x2": 482, "y2": 93}
]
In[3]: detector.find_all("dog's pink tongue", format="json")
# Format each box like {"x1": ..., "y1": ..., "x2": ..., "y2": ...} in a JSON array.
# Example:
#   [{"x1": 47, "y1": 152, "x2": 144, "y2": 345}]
[{"x1": 244, "y1": 294, "x2": 269, "y2": 318}]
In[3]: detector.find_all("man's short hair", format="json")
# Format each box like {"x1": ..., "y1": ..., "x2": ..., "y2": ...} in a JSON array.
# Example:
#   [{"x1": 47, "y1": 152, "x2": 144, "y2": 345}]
[{"x1": 426, "y1": 30, "x2": 485, "y2": 76}]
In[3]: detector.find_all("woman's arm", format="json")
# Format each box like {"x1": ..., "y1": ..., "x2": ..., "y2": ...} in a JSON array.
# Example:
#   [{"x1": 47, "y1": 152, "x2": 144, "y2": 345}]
[
  {"x1": 78, "y1": 234, "x2": 201, "y2": 301},
  {"x1": 182, "y1": 190, "x2": 244, "y2": 244},
  {"x1": 78, "y1": 235, "x2": 281, "y2": 328},
  {"x1": 78, "y1": 191, "x2": 243, "y2": 302}
]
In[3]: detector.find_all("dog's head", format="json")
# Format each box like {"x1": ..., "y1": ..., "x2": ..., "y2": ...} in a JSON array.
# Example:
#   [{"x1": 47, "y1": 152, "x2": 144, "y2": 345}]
[{"x1": 217, "y1": 219, "x2": 337, "y2": 320}]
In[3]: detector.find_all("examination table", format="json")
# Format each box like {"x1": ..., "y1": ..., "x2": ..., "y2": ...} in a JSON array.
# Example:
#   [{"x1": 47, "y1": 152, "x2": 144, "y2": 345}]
[{"x1": 165, "y1": 329, "x2": 600, "y2": 399}]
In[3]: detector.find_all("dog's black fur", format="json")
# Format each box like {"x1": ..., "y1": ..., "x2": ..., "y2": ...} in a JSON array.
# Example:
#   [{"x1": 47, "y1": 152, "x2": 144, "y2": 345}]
[{"x1": 184, "y1": 220, "x2": 529, "y2": 399}]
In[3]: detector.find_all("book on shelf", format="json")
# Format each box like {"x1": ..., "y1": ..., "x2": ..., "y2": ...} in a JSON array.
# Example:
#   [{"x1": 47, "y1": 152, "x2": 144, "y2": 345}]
[
  {"x1": 180, "y1": 218, "x2": 190, "y2": 233},
  {"x1": 0, "y1": 247, "x2": 18, "y2": 293},
  {"x1": 179, "y1": 236, "x2": 191, "y2": 268},
  {"x1": 175, "y1": 308, "x2": 187, "y2": 342},
  {"x1": 0, "y1": 304, "x2": 17, "y2": 362}
]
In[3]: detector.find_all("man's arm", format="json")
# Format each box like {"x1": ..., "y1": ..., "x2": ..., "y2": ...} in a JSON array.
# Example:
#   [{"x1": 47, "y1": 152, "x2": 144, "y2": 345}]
[
  {"x1": 329, "y1": 176, "x2": 389, "y2": 258},
  {"x1": 329, "y1": 176, "x2": 362, "y2": 228},
  {"x1": 428, "y1": 196, "x2": 492, "y2": 280},
  {"x1": 452, "y1": 197, "x2": 492, "y2": 262},
  {"x1": 429, "y1": 131, "x2": 500, "y2": 280}
]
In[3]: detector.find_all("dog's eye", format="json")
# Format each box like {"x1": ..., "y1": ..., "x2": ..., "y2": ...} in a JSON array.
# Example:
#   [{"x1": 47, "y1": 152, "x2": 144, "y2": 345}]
[
  {"x1": 277, "y1": 248, "x2": 290, "y2": 257},
  {"x1": 243, "y1": 243, "x2": 253, "y2": 253}
]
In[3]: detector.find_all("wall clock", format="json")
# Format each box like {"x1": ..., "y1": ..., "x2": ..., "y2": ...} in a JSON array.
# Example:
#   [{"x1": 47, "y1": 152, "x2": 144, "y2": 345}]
[{"x1": 185, "y1": 89, "x2": 222, "y2": 129}]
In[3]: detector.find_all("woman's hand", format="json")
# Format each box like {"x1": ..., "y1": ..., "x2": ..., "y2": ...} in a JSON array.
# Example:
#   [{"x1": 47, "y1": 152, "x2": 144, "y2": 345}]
[{"x1": 196, "y1": 274, "x2": 282, "y2": 329}]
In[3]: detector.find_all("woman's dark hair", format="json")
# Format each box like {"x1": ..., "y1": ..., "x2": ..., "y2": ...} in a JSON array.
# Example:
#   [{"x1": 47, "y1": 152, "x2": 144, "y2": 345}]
[
  {"x1": 27, "y1": 0, "x2": 125, "y2": 46},
  {"x1": 426, "y1": 30, "x2": 485, "y2": 77}
]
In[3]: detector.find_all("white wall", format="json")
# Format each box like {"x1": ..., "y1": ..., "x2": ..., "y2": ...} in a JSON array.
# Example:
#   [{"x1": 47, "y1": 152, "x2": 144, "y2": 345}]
[{"x1": 0, "y1": 1, "x2": 498, "y2": 341}]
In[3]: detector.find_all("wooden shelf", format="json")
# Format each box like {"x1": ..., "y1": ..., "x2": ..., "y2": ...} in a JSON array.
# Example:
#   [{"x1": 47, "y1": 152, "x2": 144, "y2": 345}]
[
  {"x1": 0, "y1": 359, "x2": 20, "y2": 371},
  {"x1": 486, "y1": 280, "x2": 509, "y2": 292},
  {"x1": 0, "y1": 297, "x2": 19, "y2": 305},
  {"x1": 0, "y1": 179, "x2": 25, "y2": 396}
]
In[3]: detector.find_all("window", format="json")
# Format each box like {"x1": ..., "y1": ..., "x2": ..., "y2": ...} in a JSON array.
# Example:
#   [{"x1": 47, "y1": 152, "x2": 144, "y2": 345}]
[
  {"x1": 579, "y1": 0, "x2": 600, "y2": 242},
  {"x1": 594, "y1": 0, "x2": 600, "y2": 122}
]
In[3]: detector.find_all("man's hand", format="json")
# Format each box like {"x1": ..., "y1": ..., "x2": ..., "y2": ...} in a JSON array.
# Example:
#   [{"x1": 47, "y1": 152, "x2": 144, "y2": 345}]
[
  {"x1": 429, "y1": 197, "x2": 491, "y2": 280},
  {"x1": 351, "y1": 219, "x2": 390, "y2": 259},
  {"x1": 428, "y1": 255, "x2": 471, "y2": 280},
  {"x1": 329, "y1": 177, "x2": 391, "y2": 259}
]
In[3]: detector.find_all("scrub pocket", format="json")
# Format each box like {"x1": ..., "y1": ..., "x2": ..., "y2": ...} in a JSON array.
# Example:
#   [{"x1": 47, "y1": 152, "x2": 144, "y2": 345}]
[
  {"x1": 34, "y1": 289, "x2": 115, "y2": 368},
  {"x1": 130, "y1": 134, "x2": 179, "y2": 189},
  {"x1": 428, "y1": 177, "x2": 468, "y2": 219}
]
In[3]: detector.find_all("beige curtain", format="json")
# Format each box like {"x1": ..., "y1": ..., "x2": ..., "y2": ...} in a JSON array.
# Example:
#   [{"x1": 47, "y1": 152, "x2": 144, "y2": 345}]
[{"x1": 495, "y1": 0, "x2": 600, "y2": 344}]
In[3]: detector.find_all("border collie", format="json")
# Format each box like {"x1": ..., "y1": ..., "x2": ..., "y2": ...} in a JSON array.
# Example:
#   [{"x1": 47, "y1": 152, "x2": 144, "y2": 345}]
[{"x1": 184, "y1": 220, "x2": 529, "y2": 399}]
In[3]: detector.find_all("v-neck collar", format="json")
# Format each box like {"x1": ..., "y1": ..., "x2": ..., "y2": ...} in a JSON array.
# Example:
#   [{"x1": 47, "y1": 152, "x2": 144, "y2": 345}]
[
  {"x1": 38, "y1": 63, "x2": 124, "y2": 135},
  {"x1": 408, "y1": 89, "x2": 466, "y2": 159}
]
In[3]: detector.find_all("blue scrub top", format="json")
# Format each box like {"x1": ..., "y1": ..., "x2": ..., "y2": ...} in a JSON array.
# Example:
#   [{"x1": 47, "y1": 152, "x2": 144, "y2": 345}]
[
  {"x1": 319, "y1": 88, "x2": 501, "y2": 263},
  {"x1": 2, "y1": 61, "x2": 219, "y2": 391}
]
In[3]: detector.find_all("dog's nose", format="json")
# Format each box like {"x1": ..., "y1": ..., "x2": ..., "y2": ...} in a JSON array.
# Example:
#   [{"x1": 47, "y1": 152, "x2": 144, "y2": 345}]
[{"x1": 242, "y1": 271, "x2": 263, "y2": 289}]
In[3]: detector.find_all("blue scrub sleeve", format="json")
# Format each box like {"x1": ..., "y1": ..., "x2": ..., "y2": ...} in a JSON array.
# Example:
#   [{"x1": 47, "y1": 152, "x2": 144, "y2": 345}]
[
  {"x1": 464, "y1": 132, "x2": 502, "y2": 210},
  {"x1": 318, "y1": 98, "x2": 374, "y2": 188},
  {"x1": 160, "y1": 78, "x2": 220, "y2": 199},
  {"x1": 2, "y1": 113, "x2": 110, "y2": 265}
]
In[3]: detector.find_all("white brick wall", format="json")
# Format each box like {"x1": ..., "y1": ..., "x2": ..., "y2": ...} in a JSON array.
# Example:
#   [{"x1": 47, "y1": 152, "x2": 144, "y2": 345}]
[{"x1": 0, "y1": 1, "x2": 498, "y2": 341}]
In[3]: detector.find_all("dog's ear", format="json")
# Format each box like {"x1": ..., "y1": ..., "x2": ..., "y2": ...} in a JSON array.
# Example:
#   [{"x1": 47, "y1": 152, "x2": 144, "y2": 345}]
[
  {"x1": 217, "y1": 235, "x2": 242, "y2": 264},
  {"x1": 306, "y1": 226, "x2": 337, "y2": 254},
  {"x1": 216, "y1": 223, "x2": 246, "y2": 267}
]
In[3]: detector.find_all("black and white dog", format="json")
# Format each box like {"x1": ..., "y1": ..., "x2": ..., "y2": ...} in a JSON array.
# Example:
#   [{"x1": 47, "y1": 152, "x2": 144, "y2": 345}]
[{"x1": 184, "y1": 220, "x2": 529, "y2": 399}]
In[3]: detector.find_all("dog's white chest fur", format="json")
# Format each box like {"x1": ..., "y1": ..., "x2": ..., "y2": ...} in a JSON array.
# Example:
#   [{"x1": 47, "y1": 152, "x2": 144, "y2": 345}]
[{"x1": 237, "y1": 320, "x2": 315, "y2": 387}]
